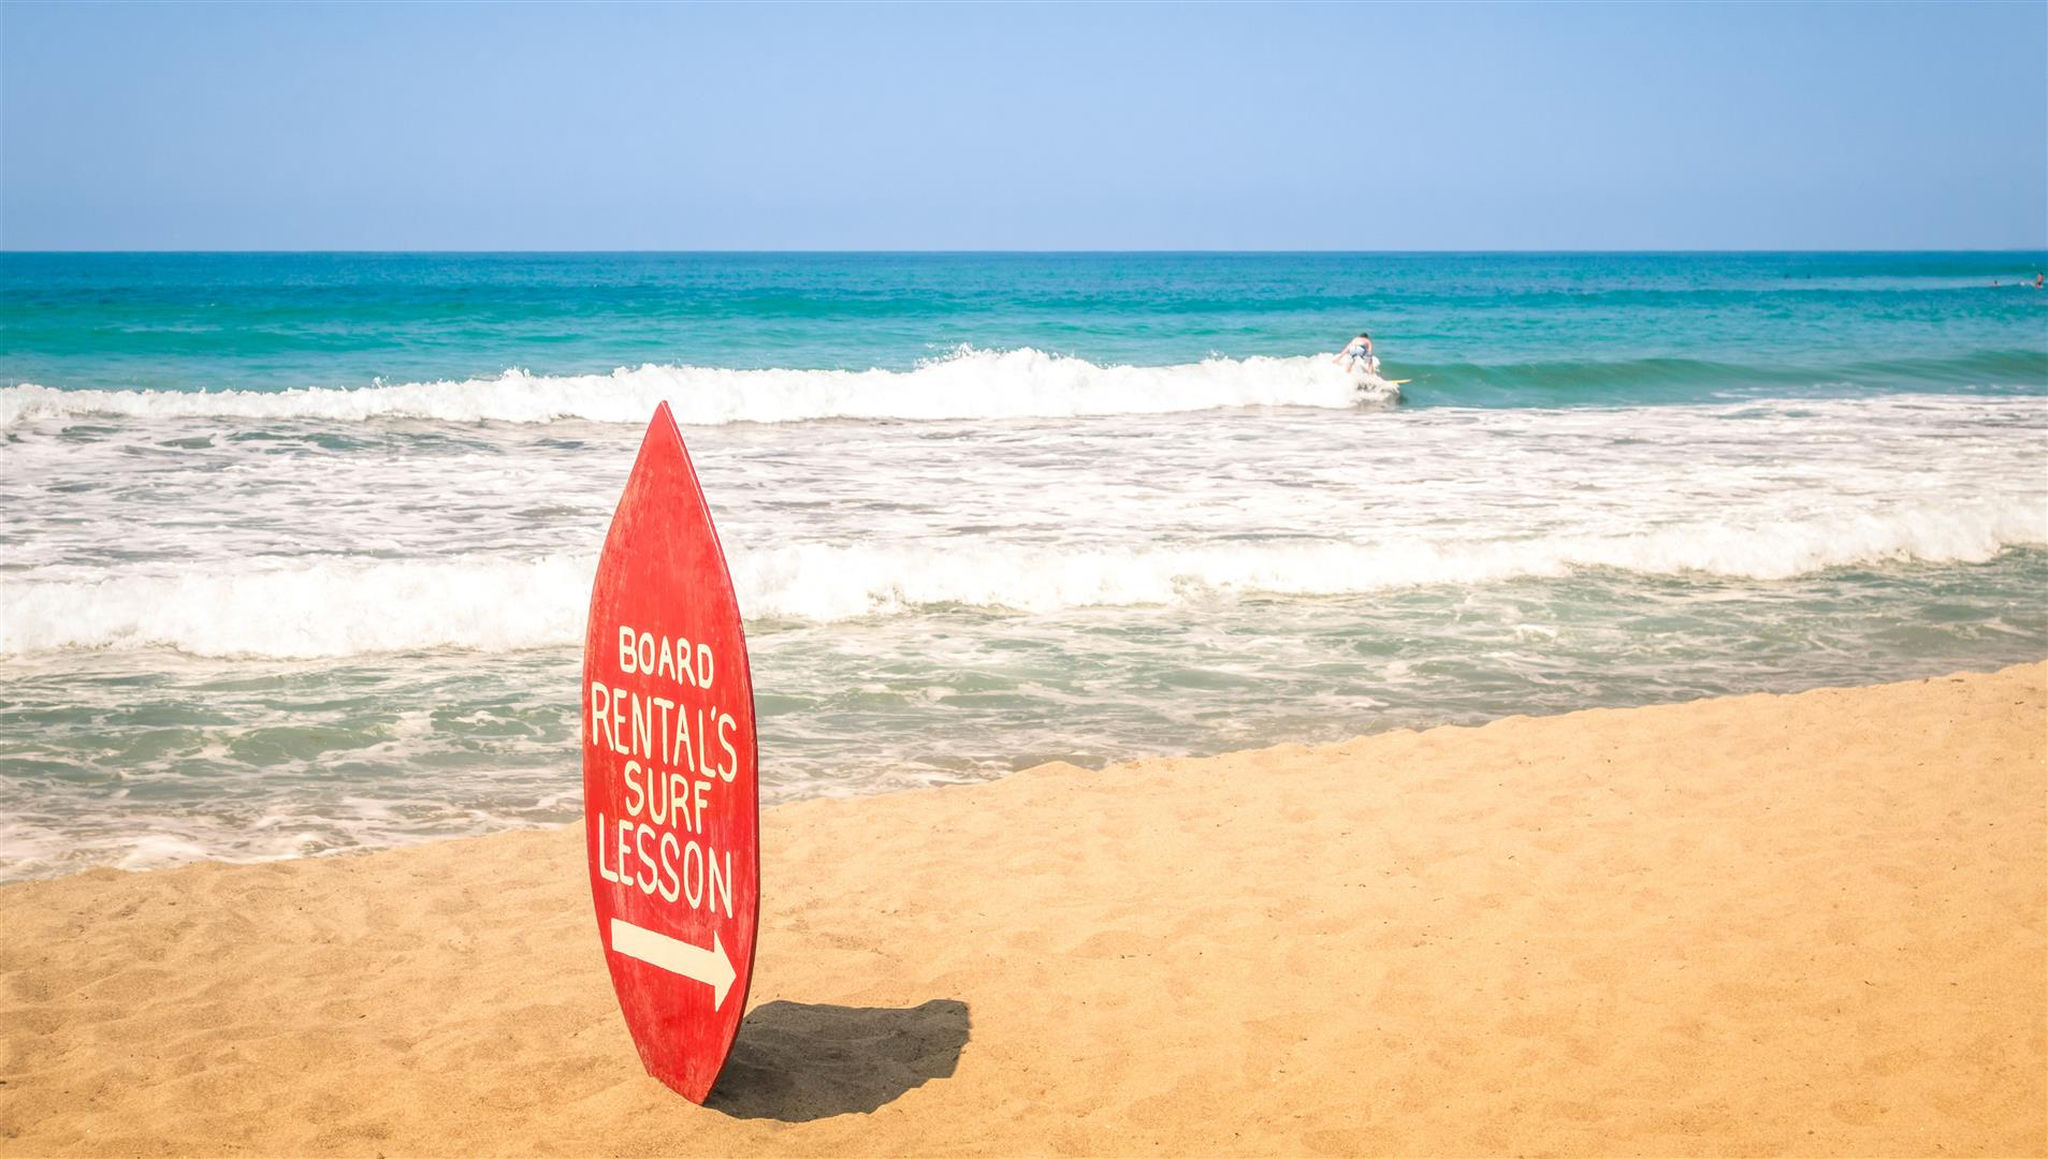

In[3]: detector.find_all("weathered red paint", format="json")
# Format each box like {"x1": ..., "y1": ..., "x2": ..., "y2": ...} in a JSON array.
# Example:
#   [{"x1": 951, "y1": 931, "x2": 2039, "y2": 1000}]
[{"x1": 583, "y1": 402, "x2": 759, "y2": 1104}]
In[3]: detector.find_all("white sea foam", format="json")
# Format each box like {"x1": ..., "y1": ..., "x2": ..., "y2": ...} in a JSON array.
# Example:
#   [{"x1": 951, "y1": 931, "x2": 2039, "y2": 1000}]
[
  {"x1": 0, "y1": 555, "x2": 592, "y2": 658},
  {"x1": 5, "y1": 497, "x2": 2038, "y2": 658},
  {"x1": 737, "y1": 499, "x2": 2045, "y2": 617},
  {"x1": 0, "y1": 347, "x2": 1360, "y2": 429}
]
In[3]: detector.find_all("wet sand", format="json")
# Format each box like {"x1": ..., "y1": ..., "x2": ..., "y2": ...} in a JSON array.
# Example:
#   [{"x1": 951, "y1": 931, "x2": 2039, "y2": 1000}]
[{"x1": 2, "y1": 664, "x2": 2043, "y2": 1156}]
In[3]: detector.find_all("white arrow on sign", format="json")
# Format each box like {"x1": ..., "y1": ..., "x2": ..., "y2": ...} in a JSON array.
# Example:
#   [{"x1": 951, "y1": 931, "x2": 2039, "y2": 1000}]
[{"x1": 608, "y1": 918, "x2": 737, "y2": 1011}]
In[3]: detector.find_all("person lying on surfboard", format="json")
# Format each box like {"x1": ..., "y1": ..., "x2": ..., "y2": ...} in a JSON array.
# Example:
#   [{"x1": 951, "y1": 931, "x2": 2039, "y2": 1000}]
[{"x1": 1334, "y1": 332, "x2": 1380, "y2": 375}]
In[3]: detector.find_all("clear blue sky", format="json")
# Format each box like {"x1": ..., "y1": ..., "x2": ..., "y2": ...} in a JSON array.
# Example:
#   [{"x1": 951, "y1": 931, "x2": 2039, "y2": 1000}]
[{"x1": 3, "y1": 1, "x2": 2042, "y2": 250}]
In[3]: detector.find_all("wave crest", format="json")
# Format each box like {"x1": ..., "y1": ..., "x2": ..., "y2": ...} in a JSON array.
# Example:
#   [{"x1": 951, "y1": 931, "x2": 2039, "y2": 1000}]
[
  {"x1": 5, "y1": 498, "x2": 2038, "y2": 658},
  {"x1": 0, "y1": 348, "x2": 1361, "y2": 429}
]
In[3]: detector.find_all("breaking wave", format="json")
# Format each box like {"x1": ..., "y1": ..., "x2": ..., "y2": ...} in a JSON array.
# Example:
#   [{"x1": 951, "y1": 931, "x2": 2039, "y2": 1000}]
[
  {"x1": 6, "y1": 498, "x2": 2039, "y2": 658},
  {"x1": 0, "y1": 348, "x2": 1360, "y2": 429}
]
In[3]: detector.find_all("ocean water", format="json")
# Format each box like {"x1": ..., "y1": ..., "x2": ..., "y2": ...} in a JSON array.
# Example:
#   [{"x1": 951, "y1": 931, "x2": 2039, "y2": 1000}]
[{"x1": 3, "y1": 252, "x2": 2045, "y2": 881}]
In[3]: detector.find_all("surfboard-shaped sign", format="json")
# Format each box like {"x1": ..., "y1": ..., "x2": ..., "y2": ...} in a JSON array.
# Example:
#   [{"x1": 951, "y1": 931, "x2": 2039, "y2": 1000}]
[{"x1": 583, "y1": 402, "x2": 759, "y2": 1104}]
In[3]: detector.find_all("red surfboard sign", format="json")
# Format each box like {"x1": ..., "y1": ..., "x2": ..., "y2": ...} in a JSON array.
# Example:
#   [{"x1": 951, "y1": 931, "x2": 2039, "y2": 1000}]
[{"x1": 583, "y1": 402, "x2": 759, "y2": 1104}]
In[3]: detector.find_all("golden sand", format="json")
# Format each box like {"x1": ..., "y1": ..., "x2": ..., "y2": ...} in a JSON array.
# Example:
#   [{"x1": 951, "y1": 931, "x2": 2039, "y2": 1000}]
[{"x1": 2, "y1": 664, "x2": 2043, "y2": 1156}]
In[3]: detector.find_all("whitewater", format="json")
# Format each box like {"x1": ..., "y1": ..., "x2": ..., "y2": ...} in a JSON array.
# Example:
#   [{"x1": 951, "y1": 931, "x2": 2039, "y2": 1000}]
[
  {"x1": 6, "y1": 385, "x2": 2042, "y2": 657},
  {"x1": 4, "y1": 494, "x2": 2042, "y2": 658}
]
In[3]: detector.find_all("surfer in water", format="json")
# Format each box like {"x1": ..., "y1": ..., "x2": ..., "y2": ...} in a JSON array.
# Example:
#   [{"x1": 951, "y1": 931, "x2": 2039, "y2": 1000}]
[{"x1": 1334, "y1": 332, "x2": 1379, "y2": 375}]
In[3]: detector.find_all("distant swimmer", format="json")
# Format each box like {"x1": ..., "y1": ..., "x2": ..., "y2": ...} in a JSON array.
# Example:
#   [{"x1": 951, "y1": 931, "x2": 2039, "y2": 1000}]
[
  {"x1": 1333, "y1": 331, "x2": 1404, "y2": 403},
  {"x1": 2036, "y1": 273, "x2": 2044, "y2": 289},
  {"x1": 1333, "y1": 332, "x2": 1379, "y2": 375}
]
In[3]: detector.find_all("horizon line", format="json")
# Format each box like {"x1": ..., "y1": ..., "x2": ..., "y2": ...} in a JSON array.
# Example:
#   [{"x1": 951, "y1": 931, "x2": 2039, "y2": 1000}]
[{"x1": 5, "y1": 247, "x2": 2046, "y2": 257}]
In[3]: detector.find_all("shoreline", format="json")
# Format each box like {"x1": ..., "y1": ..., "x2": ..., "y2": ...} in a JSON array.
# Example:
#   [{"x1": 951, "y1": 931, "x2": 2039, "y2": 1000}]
[{"x1": 2, "y1": 663, "x2": 2043, "y2": 1155}]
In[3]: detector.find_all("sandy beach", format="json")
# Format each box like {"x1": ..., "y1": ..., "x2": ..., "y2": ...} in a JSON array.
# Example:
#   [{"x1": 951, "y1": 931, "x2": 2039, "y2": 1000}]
[{"x1": 2, "y1": 663, "x2": 2042, "y2": 1156}]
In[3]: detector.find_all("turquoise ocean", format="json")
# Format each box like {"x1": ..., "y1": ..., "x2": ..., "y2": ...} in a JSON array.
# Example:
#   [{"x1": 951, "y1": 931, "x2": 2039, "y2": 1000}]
[{"x1": 3, "y1": 252, "x2": 2044, "y2": 880}]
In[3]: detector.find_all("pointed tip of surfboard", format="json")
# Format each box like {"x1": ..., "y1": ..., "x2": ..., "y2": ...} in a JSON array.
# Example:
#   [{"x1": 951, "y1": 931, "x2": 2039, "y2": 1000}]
[{"x1": 642, "y1": 401, "x2": 687, "y2": 451}]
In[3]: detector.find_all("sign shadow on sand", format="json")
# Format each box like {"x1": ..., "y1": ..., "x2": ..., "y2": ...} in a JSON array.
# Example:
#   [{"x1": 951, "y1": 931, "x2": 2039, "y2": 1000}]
[{"x1": 704, "y1": 998, "x2": 971, "y2": 1121}]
